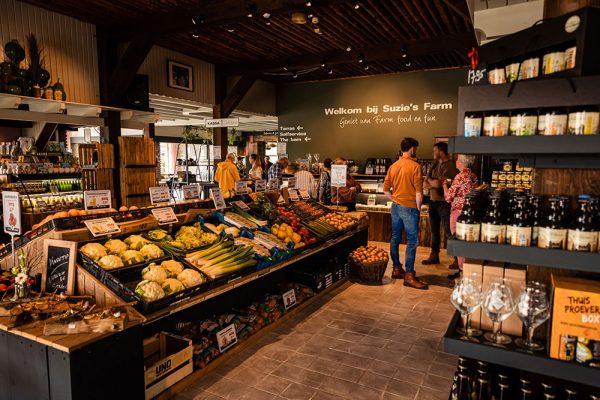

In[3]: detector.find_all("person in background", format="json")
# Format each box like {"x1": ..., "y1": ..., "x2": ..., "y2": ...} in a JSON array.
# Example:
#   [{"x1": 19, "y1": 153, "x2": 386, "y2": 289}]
[
  {"x1": 236, "y1": 156, "x2": 247, "y2": 179},
  {"x1": 263, "y1": 156, "x2": 273, "y2": 179},
  {"x1": 294, "y1": 163, "x2": 316, "y2": 198},
  {"x1": 384, "y1": 137, "x2": 428, "y2": 290},
  {"x1": 331, "y1": 157, "x2": 361, "y2": 211},
  {"x1": 422, "y1": 142, "x2": 459, "y2": 268},
  {"x1": 248, "y1": 154, "x2": 263, "y2": 180},
  {"x1": 268, "y1": 157, "x2": 288, "y2": 187},
  {"x1": 442, "y1": 154, "x2": 478, "y2": 280},
  {"x1": 318, "y1": 158, "x2": 332, "y2": 204},
  {"x1": 214, "y1": 153, "x2": 241, "y2": 195}
]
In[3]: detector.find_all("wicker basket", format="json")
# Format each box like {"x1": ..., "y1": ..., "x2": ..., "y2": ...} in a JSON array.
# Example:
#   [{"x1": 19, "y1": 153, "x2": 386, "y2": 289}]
[{"x1": 349, "y1": 257, "x2": 388, "y2": 284}]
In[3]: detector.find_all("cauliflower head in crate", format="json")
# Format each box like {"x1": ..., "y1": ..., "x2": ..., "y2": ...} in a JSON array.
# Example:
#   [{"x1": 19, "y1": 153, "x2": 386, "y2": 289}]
[
  {"x1": 121, "y1": 250, "x2": 145, "y2": 266},
  {"x1": 80, "y1": 243, "x2": 107, "y2": 261},
  {"x1": 135, "y1": 280, "x2": 165, "y2": 302},
  {"x1": 140, "y1": 244, "x2": 165, "y2": 260},
  {"x1": 97, "y1": 255, "x2": 124, "y2": 270},
  {"x1": 161, "y1": 278, "x2": 185, "y2": 296},
  {"x1": 124, "y1": 235, "x2": 149, "y2": 250},
  {"x1": 141, "y1": 263, "x2": 168, "y2": 282},
  {"x1": 104, "y1": 239, "x2": 128, "y2": 255},
  {"x1": 161, "y1": 260, "x2": 184, "y2": 277},
  {"x1": 177, "y1": 269, "x2": 205, "y2": 288}
]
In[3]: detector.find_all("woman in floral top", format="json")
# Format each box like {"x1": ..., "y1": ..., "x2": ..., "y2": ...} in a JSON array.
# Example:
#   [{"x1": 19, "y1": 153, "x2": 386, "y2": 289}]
[{"x1": 442, "y1": 154, "x2": 478, "y2": 275}]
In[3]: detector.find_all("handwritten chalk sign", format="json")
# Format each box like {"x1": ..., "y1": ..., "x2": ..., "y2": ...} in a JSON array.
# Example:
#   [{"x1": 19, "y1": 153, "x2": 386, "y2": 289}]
[{"x1": 42, "y1": 239, "x2": 77, "y2": 294}]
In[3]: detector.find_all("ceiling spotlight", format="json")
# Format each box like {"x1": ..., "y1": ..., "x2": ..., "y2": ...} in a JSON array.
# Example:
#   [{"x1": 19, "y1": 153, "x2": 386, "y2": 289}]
[
  {"x1": 401, "y1": 47, "x2": 407, "y2": 58},
  {"x1": 226, "y1": 25, "x2": 235, "y2": 33},
  {"x1": 353, "y1": 0, "x2": 360, "y2": 10},
  {"x1": 320, "y1": 59, "x2": 326, "y2": 67},
  {"x1": 306, "y1": 1, "x2": 312, "y2": 6},
  {"x1": 358, "y1": 54, "x2": 364, "y2": 63},
  {"x1": 328, "y1": 68, "x2": 333, "y2": 75},
  {"x1": 346, "y1": 46, "x2": 352, "y2": 52},
  {"x1": 283, "y1": 66, "x2": 288, "y2": 71},
  {"x1": 192, "y1": 16, "x2": 205, "y2": 25},
  {"x1": 247, "y1": 3, "x2": 257, "y2": 18},
  {"x1": 291, "y1": 12, "x2": 307, "y2": 24},
  {"x1": 311, "y1": 16, "x2": 319, "y2": 24},
  {"x1": 293, "y1": 72, "x2": 298, "y2": 79},
  {"x1": 262, "y1": 12, "x2": 271, "y2": 18},
  {"x1": 265, "y1": 18, "x2": 271, "y2": 25},
  {"x1": 192, "y1": 30, "x2": 200, "y2": 38},
  {"x1": 307, "y1": 12, "x2": 314, "y2": 18}
]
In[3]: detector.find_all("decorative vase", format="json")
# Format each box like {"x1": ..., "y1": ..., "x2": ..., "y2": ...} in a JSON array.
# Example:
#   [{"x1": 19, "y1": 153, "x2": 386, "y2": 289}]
[
  {"x1": 39, "y1": 68, "x2": 50, "y2": 87},
  {"x1": 15, "y1": 282, "x2": 30, "y2": 299},
  {"x1": 4, "y1": 40, "x2": 25, "y2": 64}
]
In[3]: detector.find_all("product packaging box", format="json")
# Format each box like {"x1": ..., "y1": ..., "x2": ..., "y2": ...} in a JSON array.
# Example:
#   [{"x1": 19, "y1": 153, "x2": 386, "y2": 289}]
[{"x1": 549, "y1": 275, "x2": 600, "y2": 368}]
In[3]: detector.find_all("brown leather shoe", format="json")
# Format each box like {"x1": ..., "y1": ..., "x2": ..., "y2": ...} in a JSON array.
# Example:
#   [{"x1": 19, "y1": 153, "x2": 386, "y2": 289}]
[
  {"x1": 421, "y1": 253, "x2": 440, "y2": 265},
  {"x1": 391, "y1": 265, "x2": 406, "y2": 280},
  {"x1": 448, "y1": 258, "x2": 459, "y2": 270},
  {"x1": 404, "y1": 273, "x2": 429, "y2": 290}
]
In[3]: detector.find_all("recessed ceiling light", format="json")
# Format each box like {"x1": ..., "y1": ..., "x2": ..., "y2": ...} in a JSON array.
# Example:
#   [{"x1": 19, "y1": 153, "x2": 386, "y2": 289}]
[
  {"x1": 291, "y1": 12, "x2": 307, "y2": 24},
  {"x1": 358, "y1": 54, "x2": 364, "y2": 63},
  {"x1": 313, "y1": 27, "x2": 321, "y2": 34},
  {"x1": 405, "y1": 59, "x2": 411, "y2": 67},
  {"x1": 293, "y1": 72, "x2": 298, "y2": 78},
  {"x1": 283, "y1": 66, "x2": 288, "y2": 71},
  {"x1": 401, "y1": 47, "x2": 407, "y2": 58},
  {"x1": 307, "y1": 12, "x2": 314, "y2": 18},
  {"x1": 306, "y1": 1, "x2": 312, "y2": 6},
  {"x1": 364, "y1": 64, "x2": 370, "y2": 71},
  {"x1": 266, "y1": 18, "x2": 271, "y2": 25},
  {"x1": 226, "y1": 25, "x2": 235, "y2": 32},
  {"x1": 262, "y1": 12, "x2": 271, "y2": 18},
  {"x1": 311, "y1": 16, "x2": 319, "y2": 24},
  {"x1": 346, "y1": 46, "x2": 352, "y2": 52},
  {"x1": 353, "y1": 1, "x2": 360, "y2": 10},
  {"x1": 247, "y1": 3, "x2": 257, "y2": 18}
]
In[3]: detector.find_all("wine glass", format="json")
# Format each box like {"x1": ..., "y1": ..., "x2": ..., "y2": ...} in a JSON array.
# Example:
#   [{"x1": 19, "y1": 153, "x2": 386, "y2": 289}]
[
  {"x1": 313, "y1": 153, "x2": 320, "y2": 173},
  {"x1": 483, "y1": 279, "x2": 515, "y2": 345},
  {"x1": 451, "y1": 274, "x2": 484, "y2": 341},
  {"x1": 514, "y1": 282, "x2": 550, "y2": 351}
]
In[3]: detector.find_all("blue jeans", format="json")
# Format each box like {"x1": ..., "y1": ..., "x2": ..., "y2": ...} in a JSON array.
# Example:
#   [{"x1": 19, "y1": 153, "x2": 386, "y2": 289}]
[{"x1": 390, "y1": 202, "x2": 420, "y2": 274}]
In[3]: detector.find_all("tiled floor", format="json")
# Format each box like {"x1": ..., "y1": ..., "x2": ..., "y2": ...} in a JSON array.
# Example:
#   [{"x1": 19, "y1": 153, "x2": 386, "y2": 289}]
[{"x1": 174, "y1": 244, "x2": 458, "y2": 400}]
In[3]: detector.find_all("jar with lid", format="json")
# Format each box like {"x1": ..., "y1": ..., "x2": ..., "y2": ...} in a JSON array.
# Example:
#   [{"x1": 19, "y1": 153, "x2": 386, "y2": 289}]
[
  {"x1": 568, "y1": 107, "x2": 599, "y2": 135},
  {"x1": 481, "y1": 192, "x2": 506, "y2": 244},
  {"x1": 527, "y1": 194, "x2": 543, "y2": 246},
  {"x1": 567, "y1": 195, "x2": 599, "y2": 252},
  {"x1": 510, "y1": 110, "x2": 537, "y2": 136},
  {"x1": 464, "y1": 113, "x2": 482, "y2": 137},
  {"x1": 483, "y1": 112, "x2": 509, "y2": 137},
  {"x1": 507, "y1": 195, "x2": 532, "y2": 247},
  {"x1": 456, "y1": 195, "x2": 481, "y2": 242},
  {"x1": 538, "y1": 197, "x2": 568, "y2": 249},
  {"x1": 538, "y1": 108, "x2": 568, "y2": 135}
]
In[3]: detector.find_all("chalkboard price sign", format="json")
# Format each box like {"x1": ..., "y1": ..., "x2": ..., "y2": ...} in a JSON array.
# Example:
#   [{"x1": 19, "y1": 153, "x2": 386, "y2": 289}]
[{"x1": 42, "y1": 239, "x2": 77, "y2": 294}]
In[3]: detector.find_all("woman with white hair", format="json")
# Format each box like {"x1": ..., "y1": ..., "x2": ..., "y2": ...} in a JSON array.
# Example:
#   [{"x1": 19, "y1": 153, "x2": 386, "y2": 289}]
[{"x1": 442, "y1": 154, "x2": 478, "y2": 278}]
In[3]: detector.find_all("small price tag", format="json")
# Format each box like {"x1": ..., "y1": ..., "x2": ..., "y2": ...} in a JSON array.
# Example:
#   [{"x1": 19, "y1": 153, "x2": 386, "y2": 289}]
[
  {"x1": 149, "y1": 186, "x2": 170, "y2": 205},
  {"x1": 325, "y1": 273, "x2": 333, "y2": 288},
  {"x1": 210, "y1": 188, "x2": 226, "y2": 210},
  {"x1": 151, "y1": 207, "x2": 178, "y2": 225},
  {"x1": 367, "y1": 194, "x2": 377, "y2": 206},
  {"x1": 216, "y1": 324, "x2": 238, "y2": 353},
  {"x1": 235, "y1": 180, "x2": 248, "y2": 195},
  {"x1": 268, "y1": 179, "x2": 280, "y2": 191},
  {"x1": 287, "y1": 176, "x2": 297, "y2": 189},
  {"x1": 232, "y1": 200, "x2": 250, "y2": 210},
  {"x1": 84, "y1": 190, "x2": 112, "y2": 210},
  {"x1": 84, "y1": 217, "x2": 121, "y2": 237},
  {"x1": 283, "y1": 289, "x2": 297, "y2": 310},
  {"x1": 182, "y1": 184, "x2": 200, "y2": 200},
  {"x1": 288, "y1": 189, "x2": 300, "y2": 202},
  {"x1": 299, "y1": 190, "x2": 310, "y2": 200},
  {"x1": 2, "y1": 191, "x2": 21, "y2": 235},
  {"x1": 255, "y1": 179, "x2": 266, "y2": 192}
]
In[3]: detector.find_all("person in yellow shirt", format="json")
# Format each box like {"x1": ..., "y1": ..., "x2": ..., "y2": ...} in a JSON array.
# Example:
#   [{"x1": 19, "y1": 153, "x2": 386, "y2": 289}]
[{"x1": 214, "y1": 153, "x2": 240, "y2": 195}]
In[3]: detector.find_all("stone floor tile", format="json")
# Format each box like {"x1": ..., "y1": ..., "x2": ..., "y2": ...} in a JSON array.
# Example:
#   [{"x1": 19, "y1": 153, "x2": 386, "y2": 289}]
[
  {"x1": 372, "y1": 348, "x2": 406, "y2": 365},
  {"x1": 367, "y1": 327, "x2": 396, "y2": 339},
  {"x1": 307, "y1": 358, "x2": 340, "y2": 375},
  {"x1": 401, "y1": 356, "x2": 433, "y2": 372},
  {"x1": 359, "y1": 336, "x2": 389, "y2": 348},
  {"x1": 382, "y1": 392, "x2": 413, "y2": 400},
  {"x1": 368, "y1": 360, "x2": 399, "y2": 378},
  {"x1": 421, "y1": 373, "x2": 453, "y2": 393},
  {"x1": 386, "y1": 379, "x2": 421, "y2": 399},
  {"x1": 318, "y1": 376, "x2": 383, "y2": 400},
  {"x1": 433, "y1": 352, "x2": 458, "y2": 366},
  {"x1": 427, "y1": 362, "x2": 456, "y2": 379},
  {"x1": 311, "y1": 390, "x2": 347, "y2": 400},
  {"x1": 358, "y1": 371, "x2": 392, "y2": 391},
  {"x1": 254, "y1": 375, "x2": 293, "y2": 395},
  {"x1": 280, "y1": 382, "x2": 317, "y2": 400},
  {"x1": 340, "y1": 331, "x2": 367, "y2": 343},
  {"x1": 383, "y1": 341, "x2": 412, "y2": 353},
  {"x1": 286, "y1": 353, "x2": 317, "y2": 368},
  {"x1": 416, "y1": 387, "x2": 449, "y2": 400},
  {"x1": 393, "y1": 366, "x2": 426, "y2": 385},
  {"x1": 333, "y1": 364, "x2": 365, "y2": 383}
]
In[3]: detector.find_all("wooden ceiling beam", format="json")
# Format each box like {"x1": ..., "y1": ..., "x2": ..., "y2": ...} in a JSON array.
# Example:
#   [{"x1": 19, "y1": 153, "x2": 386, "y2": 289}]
[{"x1": 220, "y1": 32, "x2": 476, "y2": 75}]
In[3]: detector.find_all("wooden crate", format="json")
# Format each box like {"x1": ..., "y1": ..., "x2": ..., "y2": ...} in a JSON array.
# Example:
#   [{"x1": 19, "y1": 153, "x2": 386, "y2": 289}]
[
  {"x1": 119, "y1": 137, "x2": 155, "y2": 166},
  {"x1": 119, "y1": 137, "x2": 156, "y2": 206},
  {"x1": 79, "y1": 144, "x2": 114, "y2": 169},
  {"x1": 76, "y1": 265, "x2": 128, "y2": 307}
]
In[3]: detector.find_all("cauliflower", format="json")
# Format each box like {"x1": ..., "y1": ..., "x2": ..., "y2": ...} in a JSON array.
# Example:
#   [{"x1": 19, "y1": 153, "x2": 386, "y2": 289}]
[
  {"x1": 104, "y1": 239, "x2": 128, "y2": 255},
  {"x1": 139, "y1": 244, "x2": 164, "y2": 260},
  {"x1": 177, "y1": 269, "x2": 205, "y2": 288},
  {"x1": 80, "y1": 243, "x2": 107, "y2": 261},
  {"x1": 135, "y1": 280, "x2": 165, "y2": 302},
  {"x1": 124, "y1": 235, "x2": 149, "y2": 250},
  {"x1": 161, "y1": 260, "x2": 184, "y2": 277},
  {"x1": 97, "y1": 255, "x2": 124, "y2": 270},
  {"x1": 161, "y1": 278, "x2": 185, "y2": 296},
  {"x1": 120, "y1": 250, "x2": 145, "y2": 266},
  {"x1": 141, "y1": 263, "x2": 168, "y2": 282}
]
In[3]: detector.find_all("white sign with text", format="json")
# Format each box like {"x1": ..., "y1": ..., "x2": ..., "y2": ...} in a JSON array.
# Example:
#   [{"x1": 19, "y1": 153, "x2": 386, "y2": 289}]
[
  {"x1": 234, "y1": 180, "x2": 248, "y2": 195},
  {"x1": 2, "y1": 191, "x2": 21, "y2": 235},
  {"x1": 149, "y1": 186, "x2": 170, "y2": 205},
  {"x1": 84, "y1": 217, "x2": 121, "y2": 237},
  {"x1": 182, "y1": 184, "x2": 200, "y2": 200},
  {"x1": 331, "y1": 165, "x2": 347, "y2": 187},
  {"x1": 84, "y1": 190, "x2": 112, "y2": 210},
  {"x1": 283, "y1": 289, "x2": 297, "y2": 310},
  {"x1": 205, "y1": 118, "x2": 239, "y2": 128},
  {"x1": 151, "y1": 207, "x2": 179, "y2": 226},
  {"x1": 216, "y1": 324, "x2": 238, "y2": 353},
  {"x1": 255, "y1": 179, "x2": 266, "y2": 192},
  {"x1": 210, "y1": 188, "x2": 226, "y2": 210}
]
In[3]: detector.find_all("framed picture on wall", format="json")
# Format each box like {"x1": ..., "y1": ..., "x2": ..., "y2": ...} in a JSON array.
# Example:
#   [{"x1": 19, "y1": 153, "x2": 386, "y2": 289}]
[{"x1": 167, "y1": 60, "x2": 193, "y2": 91}]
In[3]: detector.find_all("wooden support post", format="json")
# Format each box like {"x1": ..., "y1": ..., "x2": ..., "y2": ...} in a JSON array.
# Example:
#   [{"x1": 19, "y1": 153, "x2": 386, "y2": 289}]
[{"x1": 102, "y1": 111, "x2": 122, "y2": 207}]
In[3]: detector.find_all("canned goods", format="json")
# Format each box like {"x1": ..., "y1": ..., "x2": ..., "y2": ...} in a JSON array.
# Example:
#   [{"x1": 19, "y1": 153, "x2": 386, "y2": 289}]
[
  {"x1": 543, "y1": 52, "x2": 565, "y2": 75},
  {"x1": 464, "y1": 114, "x2": 482, "y2": 137}
]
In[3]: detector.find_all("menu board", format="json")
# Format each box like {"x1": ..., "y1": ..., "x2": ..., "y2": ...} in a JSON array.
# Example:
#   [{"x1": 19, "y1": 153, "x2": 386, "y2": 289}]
[
  {"x1": 235, "y1": 180, "x2": 248, "y2": 195},
  {"x1": 84, "y1": 190, "x2": 112, "y2": 210},
  {"x1": 331, "y1": 165, "x2": 347, "y2": 187},
  {"x1": 210, "y1": 188, "x2": 226, "y2": 210},
  {"x1": 84, "y1": 217, "x2": 121, "y2": 237},
  {"x1": 151, "y1": 207, "x2": 178, "y2": 225},
  {"x1": 2, "y1": 191, "x2": 21, "y2": 235},
  {"x1": 42, "y1": 239, "x2": 76, "y2": 294},
  {"x1": 255, "y1": 180, "x2": 266, "y2": 192},
  {"x1": 182, "y1": 184, "x2": 200, "y2": 200},
  {"x1": 149, "y1": 186, "x2": 171, "y2": 204}
]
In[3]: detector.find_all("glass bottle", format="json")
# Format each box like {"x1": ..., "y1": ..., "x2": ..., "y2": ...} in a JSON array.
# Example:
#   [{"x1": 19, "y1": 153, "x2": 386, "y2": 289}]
[
  {"x1": 567, "y1": 195, "x2": 599, "y2": 252},
  {"x1": 538, "y1": 196, "x2": 568, "y2": 249},
  {"x1": 52, "y1": 78, "x2": 65, "y2": 101},
  {"x1": 542, "y1": 383, "x2": 556, "y2": 400},
  {"x1": 520, "y1": 388, "x2": 534, "y2": 400},
  {"x1": 476, "y1": 371, "x2": 492, "y2": 400},
  {"x1": 456, "y1": 195, "x2": 481, "y2": 242},
  {"x1": 508, "y1": 195, "x2": 532, "y2": 246},
  {"x1": 496, "y1": 383, "x2": 510, "y2": 400},
  {"x1": 527, "y1": 194, "x2": 543, "y2": 246},
  {"x1": 565, "y1": 389, "x2": 578, "y2": 400},
  {"x1": 481, "y1": 192, "x2": 506, "y2": 244}
]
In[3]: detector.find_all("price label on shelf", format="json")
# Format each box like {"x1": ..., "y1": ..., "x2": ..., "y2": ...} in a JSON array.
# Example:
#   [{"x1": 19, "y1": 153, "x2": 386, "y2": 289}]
[
  {"x1": 149, "y1": 186, "x2": 170, "y2": 205},
  {"x1": 2, "y1": 191, "x2": 21, "y2": 235},
  {"x1": 210, "y1": 188, "x2": 226, "y2": 210},
  {"x1": 268, "y1": 179, "x2": 280, "y2": 191},
  {"x1": 84, "y1": 217, "x2": 121, "y2": 238},
  {"x1": 84, "y1": 190, "x2": 112, "y2": 210},
  {"x1": 216, "y1": 324, "x2": 238, "y2": 353},
  {"x1": 288, "y1": 189, "x2": 300, "y2": 202},
  {"x1": 331, "y1": 165, "x2": 347, "y2": 188},
  {"x1": 299, "y1": 190, "x2": 310, "y2": 200},
  {"x1": 287, "y1": 176, "x2": 297, "y2": 189},
  {"x1": 255, "y1": 179, "x2": 266, "y2": 192},
  {"x1": 231, "y1": 201, "x2": 250, "y2": 211},
  {"x1": 324, "y1": 273, "x2": 333, "y2": 288},
  {"x1": 282, "y1": 289, "x2": 297, "y2": 310},
  {"x1": 367, "y1": 194, "x2": 377, "y2": 206},
  {"x1": 235, "y1": 180, "x2": 248, "y2": 195},
  {"x1": 151, "y1": 207, "x2": 178, "y2": 226},
  {"x1": 182, "y1": 184, "x2": 200, "y2": 200}
]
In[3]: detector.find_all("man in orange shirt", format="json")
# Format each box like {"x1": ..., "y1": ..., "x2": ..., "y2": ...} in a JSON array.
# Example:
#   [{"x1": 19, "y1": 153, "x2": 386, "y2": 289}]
[{"x1": 383, "y1": 137, "x2": 428, "y2": 290}]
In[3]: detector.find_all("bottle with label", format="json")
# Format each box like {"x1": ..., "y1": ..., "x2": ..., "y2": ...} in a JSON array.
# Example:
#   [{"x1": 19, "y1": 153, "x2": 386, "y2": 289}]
[
  {"x1": 538, "y1": 197, "x2": 568, "y2": 249},
  {"x1": 481, "y1": 192, "x2": 506, "y2": 244},
  {"x1": 527, "y1": 194, "x2": 543, "y2": 246},
  {"x1": 456, "y1": 195, "x2": 481, "y2": 242},
  {"x1": 507, "y1": 195, "x2": 532, "y2": 247},
  {"x1": 567, "y1": 195, "x2": 599, "y2": 252},
  {"x1": 365, "y1": 160, "x2": 373, "y2": 175},
  {"x1": 52, "y1": 78, "x2": 65, "y2": 101}
]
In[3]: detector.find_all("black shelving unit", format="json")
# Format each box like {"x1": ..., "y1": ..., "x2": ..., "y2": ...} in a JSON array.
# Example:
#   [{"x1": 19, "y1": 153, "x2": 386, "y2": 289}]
[
  {"x1": 447, "y1": 239, "x2": 600, "y2": 273},
  {"x1": 443, "y1": 312, "x2": 600, "y2": 388}
]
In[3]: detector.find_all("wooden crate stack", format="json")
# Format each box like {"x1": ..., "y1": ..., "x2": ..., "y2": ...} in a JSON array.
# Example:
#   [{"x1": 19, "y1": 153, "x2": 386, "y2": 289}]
[
  {"x1": 79, "y1": 144, "x2": 115, "y2": 204},
  {"x1": 119, "y1": 137, "x2": 156, "y2": 207}
]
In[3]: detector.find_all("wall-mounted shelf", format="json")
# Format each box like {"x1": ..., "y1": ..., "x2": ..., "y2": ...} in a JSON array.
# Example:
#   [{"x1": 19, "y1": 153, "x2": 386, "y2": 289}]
[{"x1": 443, "y1": 312, "x2": 600, "y2": 388}]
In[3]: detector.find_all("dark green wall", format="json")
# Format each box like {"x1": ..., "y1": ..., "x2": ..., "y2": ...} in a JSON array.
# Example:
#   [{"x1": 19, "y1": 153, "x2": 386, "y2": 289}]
[{"x1": 276, "y1": 68, "x2": 465, "y2": 164}]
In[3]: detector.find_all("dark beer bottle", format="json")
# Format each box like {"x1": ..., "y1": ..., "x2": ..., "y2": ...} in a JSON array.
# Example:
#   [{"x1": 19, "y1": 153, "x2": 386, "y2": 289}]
[
  {"x1": 481, "y1": 192, "x2": 506, "y2": 244},
  {"x1": 538, "y1": 197, "x2": 568, "y2": 249},
  {"x1": 567, "y1": 195, "x2": 599, "y2": 252}
]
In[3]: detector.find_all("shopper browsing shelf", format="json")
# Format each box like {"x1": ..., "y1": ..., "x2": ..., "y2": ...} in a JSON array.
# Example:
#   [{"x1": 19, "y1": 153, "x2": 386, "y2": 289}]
[
  {"x1": 268, "y1": 157, "x2": 288, "y2": 186},
  {"x1": 294, "y1": 163, "x2": 316, "y2": 198},
  {"x1": 422, "y1": 142, "x2": 459, "y2": 267},
  {"x1": 383, "y1": 137, "x2": 428, "y2": 290},
  {"x1": 442, "y1": 154, "x2": 478, "y2": 279},
  {"x1": 331, "y1": 157, "x2": 361, "y2": 211},
  {"x1": 248, "y1": 154, "x2": 263, "y2": 180},
  {"x1": 318, "y1": 158, "x2": 332, "y2": 205},
  {"x1": 214, "y1": 153, "x2": 241, "y2": 195},
  {"x1": 263, "y1": 156, "x2": 273, "y2": 179}
]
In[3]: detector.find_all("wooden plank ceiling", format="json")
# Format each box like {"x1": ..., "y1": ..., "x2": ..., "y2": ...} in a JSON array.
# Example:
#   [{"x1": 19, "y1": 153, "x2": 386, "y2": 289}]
[{"x1": 18, "y1": 0, "x2": 476, "y2": 82}]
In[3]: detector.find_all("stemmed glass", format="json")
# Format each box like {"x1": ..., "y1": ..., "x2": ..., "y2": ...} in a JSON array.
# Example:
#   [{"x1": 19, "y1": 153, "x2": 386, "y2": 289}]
[
  {"x1": 451, "y1": 274, "x2": 484, "y2": 341},
  {"x1": 305, "y1": 153, "x2": 312, "y2": 172},
  {"x1": 483, "y1": 279, "x2": 515, "y2": 345},
  {"x1": 514, "y1": 282, "x2": 551, "y2": 351},
  {"x1": 313, "y1": 153, "x2": 320, "y2": 173}
]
